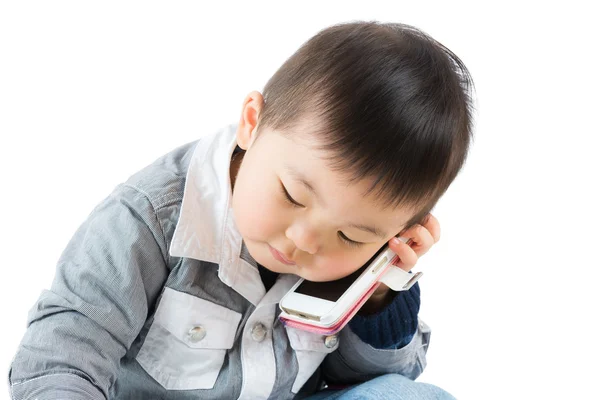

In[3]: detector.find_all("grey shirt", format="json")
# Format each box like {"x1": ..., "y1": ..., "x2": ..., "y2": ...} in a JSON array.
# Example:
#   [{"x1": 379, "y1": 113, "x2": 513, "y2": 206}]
[{"x1": 8, "y1": 124, "x2": 431, "y2": 400}]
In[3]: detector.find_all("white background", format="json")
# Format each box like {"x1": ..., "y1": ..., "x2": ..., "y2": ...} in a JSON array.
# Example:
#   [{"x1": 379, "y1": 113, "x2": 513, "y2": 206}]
[{"x1": 1, "y1": 1, "x2": 599, "y2": 399}]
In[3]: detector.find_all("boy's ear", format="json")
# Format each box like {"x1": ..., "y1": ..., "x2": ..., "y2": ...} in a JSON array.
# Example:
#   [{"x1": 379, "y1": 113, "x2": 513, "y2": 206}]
[{"x1": 236, "y1": 91, "x2": 264, "y2": 150}]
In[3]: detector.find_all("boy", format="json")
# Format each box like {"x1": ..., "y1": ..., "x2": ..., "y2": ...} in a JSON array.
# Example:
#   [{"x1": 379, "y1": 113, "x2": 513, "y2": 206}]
[{"x1": 9, "y1": 21, "x2": 472, "y2": 399}]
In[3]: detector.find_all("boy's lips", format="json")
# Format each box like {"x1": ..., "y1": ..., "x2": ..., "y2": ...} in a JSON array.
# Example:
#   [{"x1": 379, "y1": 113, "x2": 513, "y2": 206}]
[{"x1": 269, "y1": 245, "x2": 296, "y2": 266}]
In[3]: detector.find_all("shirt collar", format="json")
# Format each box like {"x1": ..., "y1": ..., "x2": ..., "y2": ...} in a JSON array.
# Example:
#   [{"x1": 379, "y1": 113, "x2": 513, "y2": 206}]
[{"x1": 168, "y1": 124, "x2": 299, "y2": 305}]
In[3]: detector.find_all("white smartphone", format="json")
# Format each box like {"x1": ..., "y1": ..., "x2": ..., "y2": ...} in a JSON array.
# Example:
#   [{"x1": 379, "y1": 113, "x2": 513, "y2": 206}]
[{"x1": 280, "y1": 239, "x2": 421, "y2": 326}]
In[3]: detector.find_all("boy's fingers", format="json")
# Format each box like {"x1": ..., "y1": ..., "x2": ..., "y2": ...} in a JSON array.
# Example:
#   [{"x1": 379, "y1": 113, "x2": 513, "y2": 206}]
[
  {"x1": 388, "y1": 213, "x2": 440, "y2": 270},
  {"x1": 422, "y1": 213, "x2": 441, "y2": 243},
  {"x1": 388, "y1": 238, "x2": 418, "y2": 272},
  {"x1": 401, "y1": 224, "x2": 435, "y2": 257}
]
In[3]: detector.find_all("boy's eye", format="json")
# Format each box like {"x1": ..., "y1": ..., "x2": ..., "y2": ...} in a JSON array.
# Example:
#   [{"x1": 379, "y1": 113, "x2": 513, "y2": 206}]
[
  {"x1": 338, "y1": 232, "x2": 363, "y2": 248},
  {"x1": 279, "y1": 180, "x2": 363, "y2": 249},
  {"x1": 280, "y1": 182, "x2": 304, "y2": 207}
]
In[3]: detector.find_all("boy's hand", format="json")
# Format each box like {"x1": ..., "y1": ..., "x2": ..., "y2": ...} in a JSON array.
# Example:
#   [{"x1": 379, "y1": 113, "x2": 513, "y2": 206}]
[
  {"x1": 366, "y1": 213, "x2": 440, "y2": 306},
  {"x1": 388, "y1": 213, "x2": 441, "y2": 273}
]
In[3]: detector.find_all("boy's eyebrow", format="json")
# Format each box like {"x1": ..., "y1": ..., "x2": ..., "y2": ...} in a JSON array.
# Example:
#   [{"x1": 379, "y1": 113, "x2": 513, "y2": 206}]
[
  {"x1": 347, "y1": 223, "x2": 387, "y2": 239},
  {"x1": 284, "y1": 164, "x2": 387, "y2": 239},
  {"x1": 284, "y1": 165, "x2": 320, "y2": 202}
]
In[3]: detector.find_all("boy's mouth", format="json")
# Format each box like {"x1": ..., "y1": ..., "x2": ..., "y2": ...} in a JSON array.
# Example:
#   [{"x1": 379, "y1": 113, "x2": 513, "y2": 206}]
[{"x1": 268, "y1": 245, "x2": 296, "y2": 266}]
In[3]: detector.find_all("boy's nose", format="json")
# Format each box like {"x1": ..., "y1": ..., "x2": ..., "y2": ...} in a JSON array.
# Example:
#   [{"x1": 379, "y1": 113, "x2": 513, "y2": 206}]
[{"x1": 285, "y1": 224, "x2": 320, "y2": 255}]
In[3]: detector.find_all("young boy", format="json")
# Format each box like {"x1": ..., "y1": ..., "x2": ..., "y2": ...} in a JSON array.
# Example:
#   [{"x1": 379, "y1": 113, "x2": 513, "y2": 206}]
[{"x1": 8, "y1": 21, "x2": 473, "y2": 399}]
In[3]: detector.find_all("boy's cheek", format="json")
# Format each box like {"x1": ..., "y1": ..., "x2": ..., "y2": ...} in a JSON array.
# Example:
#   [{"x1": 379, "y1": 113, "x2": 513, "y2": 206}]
[
  {"x1": 312, "y1": 247, "x2": 384, "y2": 281},
  {"x1": 233, "y1": 191, "x2": 283, "y2": 241},
  {"x1": 305, "y1": 253, "x2": 362, "y2": 282},
  {"x1": 322, "y1": 263, "x2": 362, "y2": 281}
]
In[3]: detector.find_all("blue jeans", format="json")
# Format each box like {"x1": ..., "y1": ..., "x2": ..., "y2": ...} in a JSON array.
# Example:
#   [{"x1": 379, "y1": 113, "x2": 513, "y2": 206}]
[{"x1": 306, "y1": 374, "x2": 456, "y2": 400}]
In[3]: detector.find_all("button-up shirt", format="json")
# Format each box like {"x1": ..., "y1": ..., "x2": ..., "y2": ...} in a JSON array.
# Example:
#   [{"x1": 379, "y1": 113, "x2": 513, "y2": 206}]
[{"x1": 9, "y1": 124, "x2": 431, "y2": 399}]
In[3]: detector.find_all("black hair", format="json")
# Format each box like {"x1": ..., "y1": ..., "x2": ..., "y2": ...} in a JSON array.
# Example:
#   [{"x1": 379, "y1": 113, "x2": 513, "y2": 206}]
[{"x1": 259, "y1": 21, "x2": 475, "y2": 230}]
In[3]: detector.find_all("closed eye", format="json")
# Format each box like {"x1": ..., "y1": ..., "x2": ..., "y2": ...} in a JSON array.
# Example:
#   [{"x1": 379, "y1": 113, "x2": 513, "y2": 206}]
[
  {"x1": 338, "y1": 231, "x2": 364, "y2": 248},
  {"x1": 280, "y1": 182, "x2": 304, "y2": 207}
]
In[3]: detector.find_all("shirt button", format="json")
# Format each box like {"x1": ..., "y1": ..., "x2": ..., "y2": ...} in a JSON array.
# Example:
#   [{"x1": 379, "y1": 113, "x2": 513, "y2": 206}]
[
  {"x1": 324, "y1": 334, "x2": 338, "y2": 348},
  {"x1": 251, "y1": 323, "x2": 268, "y2": 342},
  {"x1": 188, "y1": 326, "x2": 206, "y2": 343}
]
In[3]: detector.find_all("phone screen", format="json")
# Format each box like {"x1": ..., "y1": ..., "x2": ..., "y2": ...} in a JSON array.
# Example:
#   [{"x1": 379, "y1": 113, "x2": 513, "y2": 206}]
[{"x1": 294, "y1": 247, "x2": 386, "y2": 302}]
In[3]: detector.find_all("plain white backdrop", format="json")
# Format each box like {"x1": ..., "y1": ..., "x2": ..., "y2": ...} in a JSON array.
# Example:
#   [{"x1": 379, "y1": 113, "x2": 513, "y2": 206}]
[{"x1": 1, "y1": 1, "x2": 599, "y2": 399}]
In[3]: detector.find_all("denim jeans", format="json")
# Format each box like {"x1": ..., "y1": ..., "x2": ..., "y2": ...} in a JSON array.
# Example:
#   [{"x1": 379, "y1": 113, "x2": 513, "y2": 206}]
[{"x1": 306, "y1": 374, "x2": 456, "y2": 400}]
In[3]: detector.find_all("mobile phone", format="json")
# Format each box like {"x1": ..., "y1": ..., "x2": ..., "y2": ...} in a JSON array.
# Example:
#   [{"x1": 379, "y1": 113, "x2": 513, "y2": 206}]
[
  {"x1": 280, "y1": 241, "x2": 408, "y2": 327},
  {"x1": 279, "y1": 276, "x2": 384, "y2": 335}
]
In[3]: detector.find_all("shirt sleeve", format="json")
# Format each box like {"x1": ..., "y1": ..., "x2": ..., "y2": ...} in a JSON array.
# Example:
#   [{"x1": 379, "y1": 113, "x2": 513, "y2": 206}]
[
  {"x1": 321, "y1": 283, "x2": 431, "y2": 385},
  {"x1": 349, "y1": 283, "x2": 421, "y2": 349},
  {"x1": 8, "y1": 184, "x2": 170, "y2": 399}
]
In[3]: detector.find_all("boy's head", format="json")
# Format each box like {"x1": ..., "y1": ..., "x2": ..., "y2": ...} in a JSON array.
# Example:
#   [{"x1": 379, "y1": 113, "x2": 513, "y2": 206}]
[{"x1": 231, "y1": 21, "x2": 474, "y2": 282}]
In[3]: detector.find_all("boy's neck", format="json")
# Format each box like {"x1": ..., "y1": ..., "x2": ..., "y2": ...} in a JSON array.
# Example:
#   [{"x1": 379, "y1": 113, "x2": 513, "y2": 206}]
[{"x1": 230, "y1": 150, "x2": 245, "y2": 191}]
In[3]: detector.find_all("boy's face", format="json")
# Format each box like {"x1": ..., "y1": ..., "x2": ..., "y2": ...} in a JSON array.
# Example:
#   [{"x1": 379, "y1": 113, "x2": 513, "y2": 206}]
[{"x1": 231, "y1": 92, "x2": 413, "y2": 282}]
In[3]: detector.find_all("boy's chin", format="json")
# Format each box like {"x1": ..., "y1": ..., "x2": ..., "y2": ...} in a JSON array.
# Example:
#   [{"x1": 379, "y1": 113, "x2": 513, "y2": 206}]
[
  {"x1": 260, "y1": 261, "x2": 341, "y2": 283},
  {"x1": 261, "y1": 261, "x2": 299, "y2": 275}
]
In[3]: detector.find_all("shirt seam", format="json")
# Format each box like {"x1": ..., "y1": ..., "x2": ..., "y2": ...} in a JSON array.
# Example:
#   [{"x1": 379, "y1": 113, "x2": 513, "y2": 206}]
[
  {"x1": 121, "y1": 183, "x2": 178, "y2": 265},
  {"x1": 10, "y1": 371, "x2": 104, "y2": 398}
]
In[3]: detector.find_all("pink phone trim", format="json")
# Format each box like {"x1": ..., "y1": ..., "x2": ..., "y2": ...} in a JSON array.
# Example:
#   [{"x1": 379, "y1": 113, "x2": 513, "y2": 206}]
[{"x1": 280, "y1": 255, "x2": 399, "y2": 335}]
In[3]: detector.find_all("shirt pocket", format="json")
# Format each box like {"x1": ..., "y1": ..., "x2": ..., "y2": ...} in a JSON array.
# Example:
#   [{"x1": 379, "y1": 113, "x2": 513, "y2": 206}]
[
  {"x1": 285, "y1": 326, "x2": 340, "y2": 394},
  {"x1": 136, "y1": 287, "x2": 242, "y2": 390}
]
